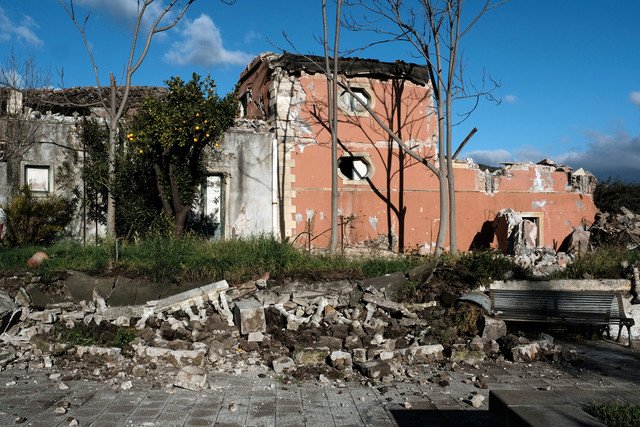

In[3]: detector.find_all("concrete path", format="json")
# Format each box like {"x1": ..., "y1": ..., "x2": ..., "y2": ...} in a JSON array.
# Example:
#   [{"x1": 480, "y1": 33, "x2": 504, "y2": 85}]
[{"x1": 0, "y1": 339, "x2": 638, "y2": 426}]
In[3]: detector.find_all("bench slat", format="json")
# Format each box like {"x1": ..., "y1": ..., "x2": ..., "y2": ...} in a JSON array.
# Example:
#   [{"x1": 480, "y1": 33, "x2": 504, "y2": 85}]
[{"x1": 489, "y1": 289, "x2": 634, "y2": 347}]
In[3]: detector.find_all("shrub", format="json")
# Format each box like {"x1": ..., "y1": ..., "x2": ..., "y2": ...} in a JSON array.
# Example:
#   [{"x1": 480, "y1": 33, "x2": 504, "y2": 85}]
[
  {"x1": 3, "y1": 186, "x2": 75, "y2": 247},
  {"x1": 594, "y1": 178, "x2": 640, "y2": 213}
]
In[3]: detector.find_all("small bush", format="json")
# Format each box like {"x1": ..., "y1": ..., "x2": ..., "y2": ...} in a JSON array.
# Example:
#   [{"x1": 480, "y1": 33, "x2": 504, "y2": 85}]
[
  {"x1": 3, "y1": 186, "x2": 75, "y2": 247},
  {"x1": 585, "y1": 401, "x2": 640, "y2": 427},
  {"x1": 454, "y1": 250, "x2": 528, "y2": 288}
]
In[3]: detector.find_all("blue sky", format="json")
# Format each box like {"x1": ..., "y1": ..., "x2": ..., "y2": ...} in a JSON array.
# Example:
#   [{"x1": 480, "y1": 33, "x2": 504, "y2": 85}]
[{"x1": 1, "y1": 0, "x2": 639, "y2": 181}]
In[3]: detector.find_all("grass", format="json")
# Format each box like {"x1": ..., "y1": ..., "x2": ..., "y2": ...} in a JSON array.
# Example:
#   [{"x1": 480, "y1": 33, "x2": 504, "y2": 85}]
[
  {"x1": 585, "y1": 401, "x2": 640, "y2": 427},
  {"x1": 0, "y1": 234, "x2": 424, "y2": 284},
  {"x1": 556, "y1": 246, "x2": 640, "y2": 280}
]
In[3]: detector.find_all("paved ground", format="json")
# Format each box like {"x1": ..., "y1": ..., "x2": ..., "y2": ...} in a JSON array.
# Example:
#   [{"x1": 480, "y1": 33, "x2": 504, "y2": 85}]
[{"x1": 0, "y1": 339, "x2": 638, "y2": 426}]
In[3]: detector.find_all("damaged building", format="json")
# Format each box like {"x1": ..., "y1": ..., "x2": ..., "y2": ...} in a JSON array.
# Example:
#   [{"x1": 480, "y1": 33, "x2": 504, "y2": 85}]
[
  {"x1": 0, "y1": 53, "x2": 598, "y2": 252},
  {"x1": 220, "y1": 52, "x2": 598, "y2": 253}
]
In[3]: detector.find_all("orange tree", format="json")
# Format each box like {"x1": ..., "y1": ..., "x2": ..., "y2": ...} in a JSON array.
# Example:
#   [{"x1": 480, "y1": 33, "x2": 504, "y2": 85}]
[{"x1": 128, "y1": 73, "x2": 237, "y2": 237}]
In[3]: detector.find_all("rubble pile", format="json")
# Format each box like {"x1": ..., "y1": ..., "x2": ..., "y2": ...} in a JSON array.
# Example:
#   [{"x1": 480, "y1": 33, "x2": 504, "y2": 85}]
[
  {"x1": 0, "y1": 271, "x2": 577, "y2": 391},
  {"x1": 588, "y1": 207, "x2": 640, "y2": 250},
  {"x1": 492, "y1": 209, "x2": 581, "y2": 276}
]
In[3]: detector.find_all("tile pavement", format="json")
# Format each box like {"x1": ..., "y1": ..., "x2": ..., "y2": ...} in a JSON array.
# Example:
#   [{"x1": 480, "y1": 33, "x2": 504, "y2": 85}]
[{"x1": 0, "y1": 339, "x2": 637, "y2": 426}]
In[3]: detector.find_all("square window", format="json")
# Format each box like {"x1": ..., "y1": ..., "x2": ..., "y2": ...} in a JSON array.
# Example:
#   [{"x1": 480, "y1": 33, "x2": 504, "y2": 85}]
[{"x1": 25, "y1": 165, "x2": 50, "y2": 192}]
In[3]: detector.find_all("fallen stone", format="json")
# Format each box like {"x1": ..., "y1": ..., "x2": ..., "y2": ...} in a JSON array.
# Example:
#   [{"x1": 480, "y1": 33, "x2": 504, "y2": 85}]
[
  {"x1": 469, "y1": 335, "x2": 484, "y2": 351},
  {"x1": 481, "y1": 315, "x2": 507, "y2": 341},
  {"x1": 511, "y1": 342, "x2": 541, "y2": 362},
  {"x1": 76, "y1": 346, "x2": 123, "y2": 363},
  {"x1": 174, "y1": 366, "x2": 207, "y2": 391},
  {"x1": 272, "y1": 356, "x2": 296, "y2": 374},
  {"x1": 361, "y1": 272, "x2": 408, "y2": 299},
  {"x1": 293, "y1": 347, "x2": 330, "y2": 365},
  {"x1": 398, "y1": 344, "x2": 444, "y2": 364},
  {"x1": 450, "y1": 349, "x2": 486, "y2": 365},
  {"x1": 247, "y1": 332, "x2": 264, "y2": 342},
  {"x1": 233, "y1": 299, "x2": 266, "y2": 335},
  {"x1": 470, "y1": 394, "x2": 485, "y2": 408},
  {"x1": 356, "y1": 360, "x2": 391, "y2": 379},
  {"x1": 134, "y1": 344, "x2": 205, "y2": 368},
  {"x1": 154, "y1": 280, "x2": 229, "y2": 313},
  {"x1": 329, "y1": 350, "x2": 353, "y2": 369}
]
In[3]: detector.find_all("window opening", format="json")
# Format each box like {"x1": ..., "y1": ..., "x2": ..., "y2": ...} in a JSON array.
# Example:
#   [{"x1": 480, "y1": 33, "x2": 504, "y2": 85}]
[
  {"x1": 340, "y1": 88, "x2": 370, "y2": 114},
  {"x1": 521, "y1": 215, "x2": 542, "y2": 247},
  {"x1": 338, "y1": 156, "x2": 370, "y2": 181},
  {"x1": 25, "y1": 165, "x2": 50, "y2": 192}
]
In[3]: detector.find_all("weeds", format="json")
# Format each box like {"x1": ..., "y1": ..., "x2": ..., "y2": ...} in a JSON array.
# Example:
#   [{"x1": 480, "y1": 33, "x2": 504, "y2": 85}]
[
  {"x1": 585, "y1": 401, "x2": 640, "y2": 427},
  {"x1": 57, "y1": 322, "x2": 137, "y2": 349}
]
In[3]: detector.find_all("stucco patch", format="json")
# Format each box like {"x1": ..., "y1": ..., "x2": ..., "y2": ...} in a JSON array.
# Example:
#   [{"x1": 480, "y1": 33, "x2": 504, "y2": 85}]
[
  {"x1": 531, "y1": 200, "x2": 546, "y2": 209},
  {"x1": 369, "y1": 216, "x2": 378, "y2": 232}
]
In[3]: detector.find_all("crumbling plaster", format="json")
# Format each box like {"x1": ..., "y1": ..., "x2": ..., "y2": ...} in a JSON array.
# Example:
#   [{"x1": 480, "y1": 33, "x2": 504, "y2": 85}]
[{"x1": 234, "y1": 53, "x2": 598, "y2": 252}]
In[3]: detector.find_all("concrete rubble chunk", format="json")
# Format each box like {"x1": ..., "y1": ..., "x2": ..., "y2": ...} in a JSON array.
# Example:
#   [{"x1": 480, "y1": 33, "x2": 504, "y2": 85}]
[
  {"x1": 511, "y1": 342, "x2": 541, "y2": 362},
  {"x1": 293, "y1": 347, "x2": 330, "y2": 365},
  {"x1": 482, "y1": 315, "x2": 507, "y2": 341},
  {"x1": 397, "y1": 344, "x2": 444, "y2": 364},
  {"x1": 361, "y1": 293, "x2": 409, "y2": 316},
  {"x1": 361, "y1": 272, "x2": 408, "y2": 299},
  {"x1": 272, "y1": 356, "x2": 296, "y2": 374},
  {"x1": 450, "y1": 349, "x2": 486, "y2": 365},
  {"x1": 76, "y1": 346, "x2": 123, "y2": 363},
  {"x1": 154, "y1": 280, "x2": 230, "y2": 313},
  {"x1": 356, "y1": 359, "x2": 391, "y2": 379},
  {"x1": 133, "y1": 344, "x2": 205, "y2": 368},
  {"x1": 174, "y1": 366, "x2": 208, "y2": 391},
  {"x1": 233, "y1": 299, "x2": 266, "y2": 335},
  {"x1": 329, "y1": 350, "x2": 353, "y2": 369}
]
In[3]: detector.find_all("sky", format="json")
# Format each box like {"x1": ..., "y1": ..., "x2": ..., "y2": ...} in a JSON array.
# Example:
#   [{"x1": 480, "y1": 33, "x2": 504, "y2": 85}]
[{"x1": 0, "y1": 0, "x2": 639, "y2": 182}]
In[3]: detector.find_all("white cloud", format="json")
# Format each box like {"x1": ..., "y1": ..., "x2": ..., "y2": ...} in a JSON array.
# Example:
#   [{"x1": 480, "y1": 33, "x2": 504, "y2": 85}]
[
  {"x1": 164, "y1": 14, "x2": 253, "y2": 67},
  {"x1": 630, "y1": 91, "x2": 640, "y2": 108},
  {"x1": 244, "y1": 30, "x2": 261, "y2": 44},
  {"x1": 72, "y1": 0, "x2": 170, "y2": 30},
  {"x1": 74, "y1": 0, "x2": 165, "y2": 20},
  {"x1": 555, "y1": 130, "x2": 640, "y2": 181},
  {"x1": 502, "y1": 94, "x2": 517, "y2": 104},
  {"x1": 0, "y1": 7, "x2": 42, "y2": 46},
  {"x1": 460, "y1": 149, "x2": 513, "y2": 166}
]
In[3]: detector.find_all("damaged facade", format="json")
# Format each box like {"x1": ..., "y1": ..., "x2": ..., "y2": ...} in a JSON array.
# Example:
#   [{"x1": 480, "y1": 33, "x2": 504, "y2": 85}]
[
  {"x1": 0, "y1": 86, "x2": 167, "y2": 241},
  {"x1": 225, "y1": 53, "x2": 598, "y2": 253},
  {"x1": 0, "y1": 54, "x2": 598, "y2": 251}
]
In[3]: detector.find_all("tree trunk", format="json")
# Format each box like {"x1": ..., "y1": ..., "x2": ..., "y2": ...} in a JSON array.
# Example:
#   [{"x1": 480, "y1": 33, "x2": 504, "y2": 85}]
[{"x1": 106, "y1": 75, "x2": 117, "y2": 238}]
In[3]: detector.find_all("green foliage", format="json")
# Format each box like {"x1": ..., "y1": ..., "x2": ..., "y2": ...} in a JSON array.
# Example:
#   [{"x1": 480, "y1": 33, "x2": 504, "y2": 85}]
[
  {"x1": 80, "y1": 119, "x2": 110, "y2": 226},
  {"x1": 112, "y1": 327, "x2": 138, "y2": 349},
  {"x1": 557, "y1": 246, "x2": 640, "y2": 279},
  {"x1": 57, "y1": 322, "x2": 137, "y2": 350},
  {"x1": 361, "y1": 257, "x2": 423, "y2": 278},
  {"x1": 454, "y1": 250, "x2": 528, "y2": 288},
  {"x1": 3, "y1": 186, "x2": 75, "y2": 247},
  {"x1": 594, "y1": 178, "x2": 640, "y2": 213},
  {"x1": 585, "y1": 401, "x2": 640, "y2": 427},
  {"x1": 129, "y1": 73, "x2": 237, "y2": 235}
]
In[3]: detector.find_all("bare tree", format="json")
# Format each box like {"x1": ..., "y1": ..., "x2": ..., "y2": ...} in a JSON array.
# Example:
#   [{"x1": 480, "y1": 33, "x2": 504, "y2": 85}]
[
  {"x1": 322, "y1": 0, "x2": 343, "y2": 254},
  {"x1": 58, "y1": 0, "x2": 202, "y2": 238},
  {"x1": 0, "y1": 49, "x2": 52, "y2": 163},
  {"x1": 344, "y1": 0, "x2": 505, "y2": 254}
]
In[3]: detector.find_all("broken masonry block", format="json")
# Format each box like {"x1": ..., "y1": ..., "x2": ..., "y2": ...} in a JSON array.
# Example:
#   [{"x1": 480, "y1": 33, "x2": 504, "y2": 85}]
[
  {"x1": 233, "y1": 299, "x2": 266, "y2": 335},
  {"x1": 330, "y1": 350, "x2": 353, "y2": 369},
  {"x1": 174, "y1": 366, "x2": 208, "y2": 392},
  {"x1": 154, "y1": 280, "x2": 229, "y2": 313},
  {"x1": 356, "y1": 359, "x2": 391, "y2": 379},
  {"x1": 272, "y1": 356, "x2": 296, "y2": 374},
  {"x1": 481, "y1": 315, "x2": 507, "y2": 341},
  {"x1": 293, "y1": 347, "x2": 330, "y2": 365}
]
